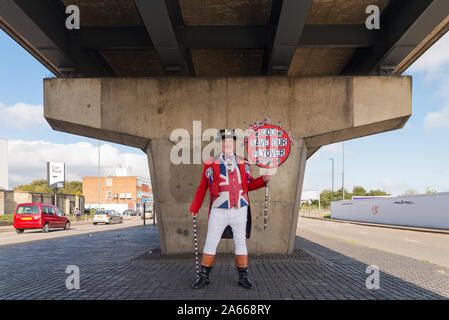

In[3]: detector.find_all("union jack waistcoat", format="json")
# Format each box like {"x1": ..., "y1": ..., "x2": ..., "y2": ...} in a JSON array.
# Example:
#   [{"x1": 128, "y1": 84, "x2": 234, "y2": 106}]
[{"x1": 190, "y1": 154, "x2": 266, "y2": 239}]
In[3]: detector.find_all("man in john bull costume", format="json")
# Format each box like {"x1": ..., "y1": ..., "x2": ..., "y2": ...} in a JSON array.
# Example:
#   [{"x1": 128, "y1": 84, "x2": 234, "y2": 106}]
[{"x1": 190, "y1": 129, "x2": 270, "y2": 289}]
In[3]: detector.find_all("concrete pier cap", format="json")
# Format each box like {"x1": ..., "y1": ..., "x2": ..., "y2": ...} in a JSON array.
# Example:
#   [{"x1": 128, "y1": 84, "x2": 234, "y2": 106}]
[{"x1": 44, "y1": 76, "x2": 411, "y2": 254}]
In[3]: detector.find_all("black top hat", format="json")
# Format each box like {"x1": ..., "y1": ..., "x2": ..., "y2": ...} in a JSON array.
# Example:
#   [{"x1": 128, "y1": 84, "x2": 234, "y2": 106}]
[{"x1": 216, "y1": 129, "x2": 237, "y2": 142}]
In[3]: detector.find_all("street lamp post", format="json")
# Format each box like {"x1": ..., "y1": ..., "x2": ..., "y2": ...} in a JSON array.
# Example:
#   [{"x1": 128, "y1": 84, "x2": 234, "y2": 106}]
[{"x1": 329, "y1": 158, "x2": 334, "y2": 203}]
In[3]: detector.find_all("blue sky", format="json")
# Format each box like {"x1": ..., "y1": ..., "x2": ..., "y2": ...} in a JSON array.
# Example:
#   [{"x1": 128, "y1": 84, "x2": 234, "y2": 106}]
[
  {"x1": 304, "y1": 37, "x2": 449, "y2": 195},
  {"x1": 0, "y1": 30, "x2": 149, "y2": 187},
  {"x1": 0, "y1": 29, "x2": 448, "y2": 194}
]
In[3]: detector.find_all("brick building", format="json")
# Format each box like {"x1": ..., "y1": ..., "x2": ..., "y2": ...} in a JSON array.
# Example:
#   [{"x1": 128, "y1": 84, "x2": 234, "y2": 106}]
[
  {"x1": 83, "y1": 175, "x2": 152, "y2": 212},
  {"x1": 0, "y1": 190, "x2": 84, "y2": 216}
]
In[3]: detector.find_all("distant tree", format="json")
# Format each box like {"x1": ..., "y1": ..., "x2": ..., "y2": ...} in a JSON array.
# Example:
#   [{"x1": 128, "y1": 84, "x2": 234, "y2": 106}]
[
  {"x1": 402, "y1": 189, "x2": 418, "y2": 196},
  {"x1": 352, "y1": 185, "x2": 367, "y2": 197},
  {"x1": 367, "y1": 189, "x2": 390, "y2": 196},
  {"x1": 425, "y1": 187, "x2": 437, "y2": 194},
  {"x1": 14, "y1": 180, "x2": 52, "y2": 194},
  {"x1": 317, "y1": 186, "x2": 390, "y2": 208},
  {"x1": 333, "y1": 188, "x2": 352, "y2": 201},
  {"x1": 14, "y1": 179, "x2": 82, "y2": 195},
  {"x1": 63, "y1": 181, "x2": 83, "y2": 195},
  {"x1": 320, "y1": 189, "x2": 332, "y2": 208}
]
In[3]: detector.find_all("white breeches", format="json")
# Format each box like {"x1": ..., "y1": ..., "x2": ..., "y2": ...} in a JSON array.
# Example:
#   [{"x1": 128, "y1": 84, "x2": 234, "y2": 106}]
[{"x1": 202, "y1": 206, "x2": 248, "y2": 255}]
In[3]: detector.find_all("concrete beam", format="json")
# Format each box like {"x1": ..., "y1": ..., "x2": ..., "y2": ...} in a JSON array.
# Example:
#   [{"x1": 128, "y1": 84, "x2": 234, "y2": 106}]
[
  {"x1": 342, "y1": 0, "x2": 449, "y2": 75},
  {"x1": 44, "y1": 76, "x2": 412, "y2": 254},
  {"x1": 261, "y1": 0, "x2": 282, "y2": 75},
  {"x1": 268, "y1": 0, "x2": 313, "y2": 74},
  {"x1": 0, "y1": 0, "x2": 72, "y2": 76},
  {"x1": 79, "y1": 25, "x2": 376, "y2": 51},
  {"x1": 135, "y1": 0, "x2": 189, "y2": 75},
  {"x1": 0, "y1": 0, "x2": 114, "y2": 77},
  {"x1": 44, "y1": 76, "x2": 411, "y2": 141}
]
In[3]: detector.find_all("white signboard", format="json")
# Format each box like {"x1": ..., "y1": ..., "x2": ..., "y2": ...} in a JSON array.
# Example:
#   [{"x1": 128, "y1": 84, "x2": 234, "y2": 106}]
[
  {"x1": 331, "y1": 192, "x2": 449, "y2": 230},
  {"x1": 47, "y1": 162, "x2": 65, "y2": 189},
  {"x1": 301, "y1": 190, "x2": 320, "y2": 201}
]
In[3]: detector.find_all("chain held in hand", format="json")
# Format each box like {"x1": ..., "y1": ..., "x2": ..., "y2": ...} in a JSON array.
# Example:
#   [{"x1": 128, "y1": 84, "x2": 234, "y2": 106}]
[{"x1": 264, "y1": 182, "x2": 269, "y2": 230}]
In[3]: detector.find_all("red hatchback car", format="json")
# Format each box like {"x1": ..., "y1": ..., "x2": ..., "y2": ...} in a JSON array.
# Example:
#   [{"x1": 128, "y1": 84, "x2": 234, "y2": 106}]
[{"x1": 13, "y1": 203, "x2": 71, "y2": 234}]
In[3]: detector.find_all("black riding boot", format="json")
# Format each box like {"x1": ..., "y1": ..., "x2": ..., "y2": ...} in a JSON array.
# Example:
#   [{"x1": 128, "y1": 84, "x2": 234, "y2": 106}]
[
  {"x1": 237, "y1": 267, "x2": 255, "y2": 289},
  {"x1": 191, "y1": 265, "x2": 212, "y2": 289}
]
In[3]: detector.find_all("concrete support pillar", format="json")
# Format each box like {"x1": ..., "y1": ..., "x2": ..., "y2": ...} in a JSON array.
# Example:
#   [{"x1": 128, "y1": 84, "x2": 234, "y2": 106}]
[
  {"x1": 146, "y1": 136, "x2": 308, "y2": 254},
  {"x1": 44, "y1": 76, "x2": 412, "y2": 254}
]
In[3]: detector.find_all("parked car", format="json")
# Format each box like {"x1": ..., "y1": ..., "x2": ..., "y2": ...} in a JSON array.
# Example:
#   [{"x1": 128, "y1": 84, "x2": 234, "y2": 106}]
[
  {"x1": 93, "y1": 210, "x2": 123, "y2": 225},
  {"x1": 13, "y1": 203, "x2": 71, "y2": 234},
  {"x1": 144, "y1": 210, "x2": 154, "y2": 218},
  {"x1": 141, "y1": 211, "x2": 154, "y2": 219},
  {"x1": 123, "y1": 210, "x2": 140, "y2": 216},
  {"x1": 122, "y1": 209, "x2": 134, "y2": 216}
]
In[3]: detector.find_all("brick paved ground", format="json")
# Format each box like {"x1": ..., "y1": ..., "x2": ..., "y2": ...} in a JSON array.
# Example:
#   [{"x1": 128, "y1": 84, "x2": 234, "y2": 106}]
[{"x1": 0, "y1": 225, "x2": 448, "y2": 300}]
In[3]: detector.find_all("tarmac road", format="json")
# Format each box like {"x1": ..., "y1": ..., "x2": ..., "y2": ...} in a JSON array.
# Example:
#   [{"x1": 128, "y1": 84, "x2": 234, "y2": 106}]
[
  {"x1": 0, "y1": 216, "x2": 144, "y2": 247},
  {"x1": 297, "y1": 216, "x2": 449, "y2": 268}
]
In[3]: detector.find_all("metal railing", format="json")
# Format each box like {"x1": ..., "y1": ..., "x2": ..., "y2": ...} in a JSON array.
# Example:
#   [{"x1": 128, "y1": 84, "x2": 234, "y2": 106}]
[{"x1": 298, "y1": 208, "x2": 330, "y2": 218}]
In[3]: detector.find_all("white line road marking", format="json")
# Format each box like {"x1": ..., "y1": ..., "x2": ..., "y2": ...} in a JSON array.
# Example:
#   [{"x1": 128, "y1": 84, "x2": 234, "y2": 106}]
[{"x1": 404, "y1": 239, "x2": 421, "y2": 243}]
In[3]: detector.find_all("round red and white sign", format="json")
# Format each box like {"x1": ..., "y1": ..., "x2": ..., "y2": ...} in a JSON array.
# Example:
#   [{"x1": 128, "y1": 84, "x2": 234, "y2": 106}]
[{"x1": 247, "y1": 124, "x2": 291, "y2": 168}]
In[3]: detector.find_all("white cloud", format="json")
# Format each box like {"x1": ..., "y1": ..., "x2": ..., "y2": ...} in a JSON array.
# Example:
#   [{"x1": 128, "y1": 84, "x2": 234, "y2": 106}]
[
  {"x1": 321, "y1": 143, "x2": 341, "y2": 153},
  {"x1": 0, "y1": 102, "x2": 48, "y2": 129},
  {"x1": 379, "y1": 179, "x2": 409, "y2": 195},
  {"x1": 7, "y1": 140, "x2": 149, "y2": 187},
  {"x1": 423, "y1": 105, "x2": 449, "y2": 131},
  {"x1": 321, "y1": 142, "x2": 354, "y2": 156},
  {"x1": 408, "y1": 32, "x2": 449, "y2": 79},
  {"x1": 406, "y1": 33, "x2": 449, "y2": 132}
]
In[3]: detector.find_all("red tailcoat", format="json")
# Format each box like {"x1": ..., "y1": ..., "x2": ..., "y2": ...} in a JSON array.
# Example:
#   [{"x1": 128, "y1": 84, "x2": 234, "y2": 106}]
[{"x1": 190, "y1": 155, "x2": 266, "y2": 239}]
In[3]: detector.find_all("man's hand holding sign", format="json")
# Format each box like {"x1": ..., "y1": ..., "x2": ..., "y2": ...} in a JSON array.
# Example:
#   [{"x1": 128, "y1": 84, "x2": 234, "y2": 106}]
[{"x1": 245, "y1": 118, "x2": 293, "y2": 230}]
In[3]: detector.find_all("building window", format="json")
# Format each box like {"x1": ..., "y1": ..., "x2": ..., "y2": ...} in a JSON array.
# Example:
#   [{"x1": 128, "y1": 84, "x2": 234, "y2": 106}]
[
  {"x1": 107, "y1": 191, "x2": 112, "y2": 199},
  {"x1": 106, "y1": 178, "x2": 112, "y2": 187}
]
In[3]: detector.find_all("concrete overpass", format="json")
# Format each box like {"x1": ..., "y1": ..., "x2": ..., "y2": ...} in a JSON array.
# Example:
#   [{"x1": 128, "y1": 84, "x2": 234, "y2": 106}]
[{"x1": 1, "y1": 0, "x2": 448, "y2": 254}]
